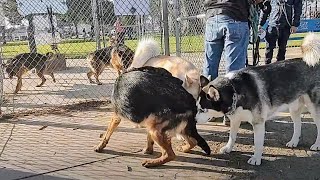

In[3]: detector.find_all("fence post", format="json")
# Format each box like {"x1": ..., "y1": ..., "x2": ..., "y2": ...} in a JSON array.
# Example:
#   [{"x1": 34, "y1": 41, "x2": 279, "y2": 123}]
[
  {"x1": 91, "y1": 0, "x2": 101, "y2": 50},
  {"x1": 0, "y1": 43, "x2": 2, "y2": 116},
  {"x1": 162, "y1": 0, "x2": 170, "y2": 55},
  {"x1": 98, "y1": 0, "x2": 106, "y2": 48},
  {"x1": 0, "y1": 2, "x2": 4, "y2": 115},
  {"x1": 174, "y1": 0, "x2": 181, "y2": 57}
]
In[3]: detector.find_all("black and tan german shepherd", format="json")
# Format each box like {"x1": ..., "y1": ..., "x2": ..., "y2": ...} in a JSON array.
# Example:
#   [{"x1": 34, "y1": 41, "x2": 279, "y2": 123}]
[
  {"x1": 94, "y1": 66, "x2": 210, "y2": 167},
  {"x1": 86, "y1": 37, "x2": 134, "y2": 85},
  {"x1": 3, "y1": 52, "x2": 56, "y2": 94}
]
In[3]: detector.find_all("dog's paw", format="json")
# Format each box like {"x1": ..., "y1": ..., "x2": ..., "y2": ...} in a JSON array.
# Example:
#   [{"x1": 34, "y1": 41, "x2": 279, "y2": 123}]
[
  {"x1": 176, "y1": 145, "x2": 191, "y2": 153},
  {"x1": 94, "y1": 144, "x2": 106, "y2": 153},
  {"x1": 176, "y1": 146, "x2": 184, "y2": 152},
  {"x1": 310, "y1": 143, "x2": 320, "y2": 151},
  {"x1": 36, "y1": 83, "x2": 45, "y2": 87},
  {"x1": 134, "y1": 124, "x2": 142, "y2": 128},
  {"x1": 220, "y1": 145, "x2": 232, "y2": 154},
  {"x1": 142, "y1": 160, "x2": 158, "y2": 168},
  {"x1": 247, "y1": 156, "x2": 261, "y2": 166},
  {"x1": 286, "y1": 139, "x2": 299, "y2": 148},
  {"x1": 142, "y1": 147, "x2": 154, "y2": 155},
  {"x1": 94, "y1": 146, "x2": 103, "y2": 153}
]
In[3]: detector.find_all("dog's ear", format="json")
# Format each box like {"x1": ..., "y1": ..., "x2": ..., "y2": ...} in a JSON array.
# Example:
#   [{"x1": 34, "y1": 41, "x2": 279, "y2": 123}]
[
  {"x1": 207, "y1": 86, "x2": 220, "y2": 101},
  {"x1": 200, "y1": 75, "x2": 210, "y2": 88},
  {"x1": 184, "y1": 74, "x2": 193, "y2": 87},
  {"x1": 45, "y1": 52, "x2": 55, "y2": 59}
]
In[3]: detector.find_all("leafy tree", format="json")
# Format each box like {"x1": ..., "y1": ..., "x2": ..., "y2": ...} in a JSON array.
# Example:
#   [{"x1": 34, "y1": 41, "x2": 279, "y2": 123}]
[
  {"x1": 2, "y1": 0, "x2": 24, "y2": 25},
  {"x1": 59, "y1": 0, "x2": 92, "y2": 37},
  {"x1": 60, "y1": 0, "x2": 115, "y2": 37},
  {"x1": 98, "y1": 0, "x2": 116, "y2": 26}
]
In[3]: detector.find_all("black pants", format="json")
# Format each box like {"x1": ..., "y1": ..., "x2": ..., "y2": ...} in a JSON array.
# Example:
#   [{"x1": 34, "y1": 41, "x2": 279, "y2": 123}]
[
  {"x1": 117, "y1": 31, "x2": 125, "y2": 45},
  {"x1": 265, "y1": 26, "x2": 291, "y2": 64}
]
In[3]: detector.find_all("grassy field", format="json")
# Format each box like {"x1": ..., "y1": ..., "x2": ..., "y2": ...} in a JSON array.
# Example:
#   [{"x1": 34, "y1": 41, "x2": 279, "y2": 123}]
[{"x1": 1, "y1": 32, "x2": 317, "y2": 59}]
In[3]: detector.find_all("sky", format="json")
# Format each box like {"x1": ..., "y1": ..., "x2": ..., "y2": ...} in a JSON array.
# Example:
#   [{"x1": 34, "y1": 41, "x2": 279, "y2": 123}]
[{"x1": 16, "y1": 0, "x2": 68, "y2": 16}]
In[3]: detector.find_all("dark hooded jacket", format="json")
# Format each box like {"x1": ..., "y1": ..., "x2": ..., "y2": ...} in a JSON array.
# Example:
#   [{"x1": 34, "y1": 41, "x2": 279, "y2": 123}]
[{"x1": 204, "y1": 0, "x2": 250, "y2": 22}]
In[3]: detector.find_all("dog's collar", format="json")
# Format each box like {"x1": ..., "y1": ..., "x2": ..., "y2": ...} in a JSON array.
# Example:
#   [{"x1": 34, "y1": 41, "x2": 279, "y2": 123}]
[{"x1": 225, "y1": 84, "x2": 238, "y2": 116}]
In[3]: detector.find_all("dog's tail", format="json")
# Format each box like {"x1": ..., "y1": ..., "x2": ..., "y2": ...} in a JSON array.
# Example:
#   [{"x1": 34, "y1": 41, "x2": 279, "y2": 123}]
[
  {"x1": 301, "y1": 33, "x2": 320, "y2": 67},
  {"x1": 129, "y1": 38, "x2": 160, "y2": 68},
  {"x1": 194, "y1": 131, "x2": 211, "y2": 155},
  {"x1": 86, "y1": 52, "x2": 95, "y2": 62},
  {"x1": 187, "y1": 122, "x2": 211, "y2": 155},
  {"x1": 86, "y1": 53, "x2": 96, "y2": 72}
]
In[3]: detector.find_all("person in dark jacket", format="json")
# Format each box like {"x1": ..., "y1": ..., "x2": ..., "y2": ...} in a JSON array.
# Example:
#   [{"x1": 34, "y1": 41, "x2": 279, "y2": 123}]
[
  {"x1": 259, "y1": 0, "x2": 302, "y2": 64},
  {"x1": 203, "y1": 0, "x2": 263, "y2": 80}
]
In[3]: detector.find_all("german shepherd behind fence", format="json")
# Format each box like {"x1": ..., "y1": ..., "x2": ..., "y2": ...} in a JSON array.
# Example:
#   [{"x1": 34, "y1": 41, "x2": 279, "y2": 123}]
[
  {"x1": 86, "y1": 37, "x2": 134, "y2": 85},
  {"x1": 2, "y1": 52, "x2": 56, "y2": 94}
]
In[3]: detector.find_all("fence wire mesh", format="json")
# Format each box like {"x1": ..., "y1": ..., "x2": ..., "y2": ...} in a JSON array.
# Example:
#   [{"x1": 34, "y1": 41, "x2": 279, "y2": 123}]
[
  {"x1": 173, "y1": 0, "x2": 320, "y2": 76},
  {"x1": 0, "y1": 0, "x2": 163, "y2": 114},
  {"x1": 0, "y1": 0, "x2": 319, "y2": 115},
  {"x1": 0, "y1": 0, "x2": 319, "y2": 179}
]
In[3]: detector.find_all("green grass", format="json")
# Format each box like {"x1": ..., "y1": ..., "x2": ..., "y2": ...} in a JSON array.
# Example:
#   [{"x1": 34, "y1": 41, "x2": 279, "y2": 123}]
[{"x1": 2, "y1": 32, "x2": 318, "y2": 59}]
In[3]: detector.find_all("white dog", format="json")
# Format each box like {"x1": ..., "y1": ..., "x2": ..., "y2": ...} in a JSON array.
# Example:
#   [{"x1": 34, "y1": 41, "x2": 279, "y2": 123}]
[{"x1": 128, "y1": 38, "x2": 201, "y2": 99}]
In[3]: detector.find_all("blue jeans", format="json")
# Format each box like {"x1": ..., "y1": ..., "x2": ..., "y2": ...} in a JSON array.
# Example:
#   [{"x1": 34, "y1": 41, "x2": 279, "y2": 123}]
[{"x1": 203, "y1": 15, "x2": 249, "y2": 79}]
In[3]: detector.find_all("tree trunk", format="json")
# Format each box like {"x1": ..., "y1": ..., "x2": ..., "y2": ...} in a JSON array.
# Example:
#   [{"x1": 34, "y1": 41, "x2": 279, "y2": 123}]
[
  {"x1": 26, "y1": 14, "x2": 37, "y2": 53},
  {"x1": 0, "y1": 26, "x2": 5, "y2": 43},
  {"x1": 74, "y1": 22, "x2": 79, "y2": 38}
]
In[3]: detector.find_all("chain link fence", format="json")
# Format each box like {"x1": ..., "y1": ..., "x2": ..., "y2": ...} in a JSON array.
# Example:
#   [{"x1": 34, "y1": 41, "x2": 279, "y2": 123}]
[
  {"x1": 0, "y1": 0, "x2": 319, "y2": 115},
  {"x1": 173, "y1": 0, "x2": 320, "y2": 74},
  {"x1": 0, "y1": 0, "x2": 163, "y2": 114}
]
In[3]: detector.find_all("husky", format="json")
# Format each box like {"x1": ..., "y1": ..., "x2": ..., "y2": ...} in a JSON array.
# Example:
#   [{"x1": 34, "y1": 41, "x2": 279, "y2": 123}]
[
  {"x1": 94, "y1": 66, "x2": 210, "y2": 167},
  {"x1": 127, "y1": 38, "x2": 201, "y2": 99},
  {"x1": 196, "y1": 33, "x2": 320, "y2": 165}
]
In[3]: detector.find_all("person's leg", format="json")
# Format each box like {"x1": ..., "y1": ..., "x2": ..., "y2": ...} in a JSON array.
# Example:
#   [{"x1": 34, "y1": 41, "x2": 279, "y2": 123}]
[
  {"x1": 223, "y1": 19, "x2": 249, "y2": 73},
  {"x1": 218, "y1": 18, "x2": 248, "y2": 126},
  {"x1": 203, "y1": 16, "x2": 224, "y2": 80},
  {"x1": 116, "y1": 32, "x2": 124, "y2": 45},
  {"x1": 264, "y1": 26, "x2": 278, "y2": 64},
  {"x1": 277, "y1": 26, "x2": 291, "y2": 61},
  {"x1": 120, "y1": 31, "x2": 125, "y2": 44}
]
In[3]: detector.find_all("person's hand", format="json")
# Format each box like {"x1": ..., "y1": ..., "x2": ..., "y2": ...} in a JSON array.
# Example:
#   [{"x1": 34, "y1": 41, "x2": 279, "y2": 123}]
[
  {"x1": 290, "y1": 26, "x2": 297, "y2": 34},
  {"x1": 254, "y1": 0, "x2": 264, "y2": 4}
]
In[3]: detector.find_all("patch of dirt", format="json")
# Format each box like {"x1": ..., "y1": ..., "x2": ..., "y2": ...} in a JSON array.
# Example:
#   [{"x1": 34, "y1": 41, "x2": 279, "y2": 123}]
[
  {"x1": 0, "y1": 100, "x2": 111, "y2": 120},
  {"x1": 170, "y1": 116, "x2": 320, "y2": 179}
]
